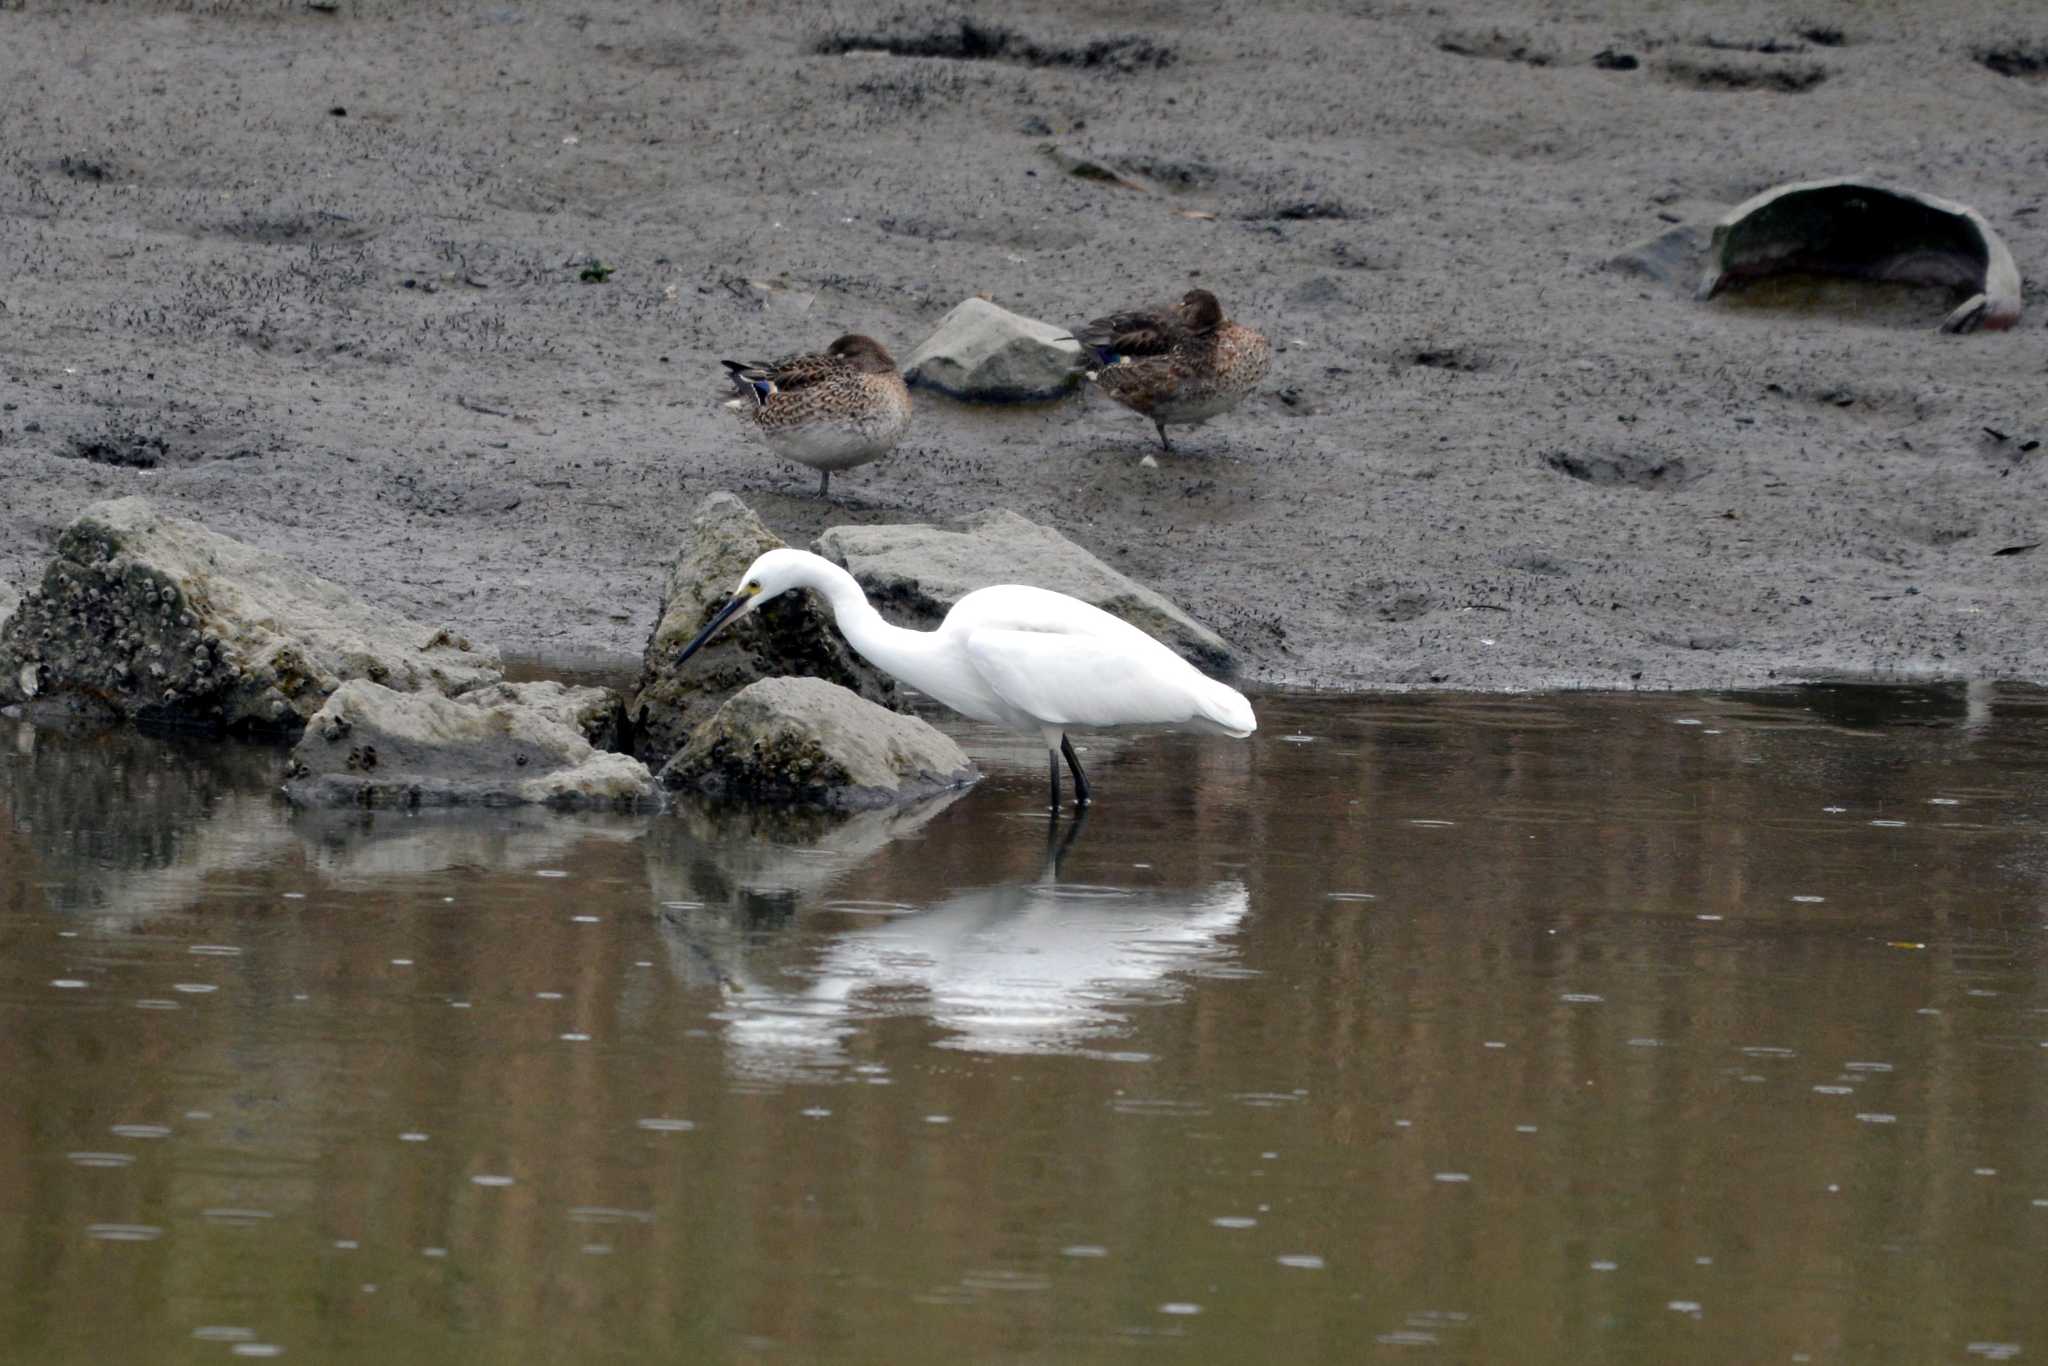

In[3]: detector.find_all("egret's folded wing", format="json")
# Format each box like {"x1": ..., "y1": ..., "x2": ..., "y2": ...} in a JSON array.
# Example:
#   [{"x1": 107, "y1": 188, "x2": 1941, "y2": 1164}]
[{"x1": 962, "y1": 628, "x2": 1207, "y2": 730}]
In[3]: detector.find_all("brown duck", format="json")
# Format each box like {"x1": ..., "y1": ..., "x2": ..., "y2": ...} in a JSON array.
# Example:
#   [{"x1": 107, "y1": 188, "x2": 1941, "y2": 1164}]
[
  {"x1": 1076, "y1": 289, "x2": 1272, "y2": 452},
  {"x1": 722, "y1": 334, "x2": 912, "y2": 498}
]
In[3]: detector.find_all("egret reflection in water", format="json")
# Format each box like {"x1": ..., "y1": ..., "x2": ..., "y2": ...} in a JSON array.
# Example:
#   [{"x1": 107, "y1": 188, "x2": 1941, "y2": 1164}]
[{"x1": 654, "y1": 811, "x2": 1248, "y2": 1072}]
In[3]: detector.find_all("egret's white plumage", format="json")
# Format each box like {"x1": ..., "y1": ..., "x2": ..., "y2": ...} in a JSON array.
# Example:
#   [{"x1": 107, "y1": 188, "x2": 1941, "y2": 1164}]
[{"x1": 675, "y1": 548, "x2": 1256, "y2": 808}]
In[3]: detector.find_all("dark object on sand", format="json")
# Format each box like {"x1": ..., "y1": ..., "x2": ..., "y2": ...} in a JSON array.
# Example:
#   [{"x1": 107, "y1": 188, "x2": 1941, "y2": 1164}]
[{"x1": 1698, "y1": 177, "x2": 2022, "y2": 333}]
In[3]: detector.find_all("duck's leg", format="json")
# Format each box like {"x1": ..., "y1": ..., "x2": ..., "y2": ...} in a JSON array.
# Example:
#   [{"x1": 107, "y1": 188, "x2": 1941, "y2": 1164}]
[
  {"x1": 1061, "y1": 735, "x2": 1091, "y2": 807},
  {"x1": 818, "y1": 468, "x2": 831, "y2": 498},
  {"x1": 1153, "y1": 419, "x2": 1174, "y2": 453}
]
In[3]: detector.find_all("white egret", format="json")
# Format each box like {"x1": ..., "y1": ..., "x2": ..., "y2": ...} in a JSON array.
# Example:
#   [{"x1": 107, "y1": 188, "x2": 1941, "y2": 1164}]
[{"x1": 674, "y1": 549, "x2": 1257, "y2": 810}]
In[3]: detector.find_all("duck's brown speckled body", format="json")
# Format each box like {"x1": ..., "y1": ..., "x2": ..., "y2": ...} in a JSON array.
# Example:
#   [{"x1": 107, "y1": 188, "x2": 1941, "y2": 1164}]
[
  {"x1": 722, "y1": 334, "x2": 912, "y2": 497},
  {"x1": 1077, "y1": 289, "x2": 1271, "y2": 451}
]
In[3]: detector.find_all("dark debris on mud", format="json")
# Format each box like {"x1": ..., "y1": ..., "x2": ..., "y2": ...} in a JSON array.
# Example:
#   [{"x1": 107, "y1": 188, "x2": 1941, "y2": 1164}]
[
  {"x1": 64, "y1": 433, "x2": 167, "y2": 470},
  {"x1": 1254, "y1": 200, "x2": 1352, "y2": 222},
  {"x1": 1695, "y1": 34, "x2": 1811, "y2": 54},
  {"x1": 54, "y1": 155, "x2": 116, "y2": 182},
  {"x1": 815, "y1": 18, "x2": 1174, "y2": 73},
  {"x1": 1544, "y1": 450, "x2": 1700, "y2": 489},
  {"x1": 1661, "y1": 54, "x2": 1829, "y2": 90},
  {"x1": 1409, "y1": 346, "x2": 1491, "y2": 373},
  {"x1": 1975, "y1": 42, "x2": 2048, "y2": 78},
  {"x1": 1437, "y1": 30, "x2": 1555, "y2": 66}
]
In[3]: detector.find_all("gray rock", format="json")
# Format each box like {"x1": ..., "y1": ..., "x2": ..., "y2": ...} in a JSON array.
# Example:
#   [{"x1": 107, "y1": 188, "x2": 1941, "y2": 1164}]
[
  {"x1": 0, "y1": 497, "x2": 500, "y2": 731},
  {"x1": 902, "y1": 297, "x2": 1084, "y2": 402},
  {"x1": 0, "y1": 584, "x2": 17, "y2": 635},
  {"x1": 285, "y1": 679, "x2": 657, "y2": 809},
  {"x1": 815, "y1": 508, "x2": 1236, "y2": 673},
  {"x1": 630, "y1": 491, "x2": 896, "y2": 767},
  {"x1": 452, "y1": 678, "x2": 623, "y2": 750},
  {"x1": 658, "y1": 676, "x2": 977, "y2": 810}
]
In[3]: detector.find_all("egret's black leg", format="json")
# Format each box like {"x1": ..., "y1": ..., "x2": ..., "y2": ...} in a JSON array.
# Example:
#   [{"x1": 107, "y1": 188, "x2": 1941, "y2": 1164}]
[
  {"x1": 1047, "y1": 746, "x2": 1062, "y2": 812},
  {"x1": 818, "y1": 468, "x2": 831, "y2": 498},
  {"x1": 1061, "y1": 735, "x2": 1091, "y2": 807},
  {"x1": 1154, "y1": 419, "x2": 1173, "y2": 453}
]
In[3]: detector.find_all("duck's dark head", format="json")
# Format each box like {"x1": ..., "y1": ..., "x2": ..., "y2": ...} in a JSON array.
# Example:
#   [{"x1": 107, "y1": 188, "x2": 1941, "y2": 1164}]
[
  {"x1": 1179, "y1": 289, "x2": 1224, "y2": 333},
  {"x1": 828, "y1": 334, "x2": 897, "y2": 374}
]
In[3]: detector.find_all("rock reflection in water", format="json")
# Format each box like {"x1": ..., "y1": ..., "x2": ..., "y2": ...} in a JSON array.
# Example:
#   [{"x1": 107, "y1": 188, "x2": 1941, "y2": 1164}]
[
  {"x1": 294, "y1": 805, "x2": 648, "y2": 885},
  {"x1": 1, "y1": 714, "x2": 656, "y2": 922},
  {"x1": 0, "y1": 716, "x2": 286, "y2": 922},
  {"x1": 645, "y1": 787, "x2": 970, "y2": 929}
]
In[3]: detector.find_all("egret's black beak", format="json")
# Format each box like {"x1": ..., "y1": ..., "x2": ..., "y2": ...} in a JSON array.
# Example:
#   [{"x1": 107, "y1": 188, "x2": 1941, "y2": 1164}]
[{"x1": 676, "y1": 592, "x2": 752, "y2": 665}]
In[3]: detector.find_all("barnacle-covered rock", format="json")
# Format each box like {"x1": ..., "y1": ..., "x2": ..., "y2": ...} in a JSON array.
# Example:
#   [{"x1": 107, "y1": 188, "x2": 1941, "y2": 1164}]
[
  {"x1": 659, "y1": 676, "x2": 975, "y2": 810},
  {"x1": 630, "y1": 491, "x2": 896, "y2": 767},
  {"x1": 0, "y1": 497, "x2": 499, "y2": 732}
]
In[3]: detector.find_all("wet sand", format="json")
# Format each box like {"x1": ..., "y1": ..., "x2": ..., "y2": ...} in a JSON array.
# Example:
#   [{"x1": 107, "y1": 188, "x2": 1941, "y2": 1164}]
[{"x1": 0, "y1": 0, "x2": 2042, "y2": 691}]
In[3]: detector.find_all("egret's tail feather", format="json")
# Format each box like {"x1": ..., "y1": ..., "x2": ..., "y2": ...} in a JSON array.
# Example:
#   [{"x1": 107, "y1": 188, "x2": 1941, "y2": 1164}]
[{"x1": 1201, "y1": 679, "x2": 1257, "y2": 738}]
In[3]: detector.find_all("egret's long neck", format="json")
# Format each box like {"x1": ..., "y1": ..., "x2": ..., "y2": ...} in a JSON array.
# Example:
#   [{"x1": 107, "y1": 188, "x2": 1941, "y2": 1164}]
[{"x1": 803, "y1": 558, "x2": 933, "y2": 679}]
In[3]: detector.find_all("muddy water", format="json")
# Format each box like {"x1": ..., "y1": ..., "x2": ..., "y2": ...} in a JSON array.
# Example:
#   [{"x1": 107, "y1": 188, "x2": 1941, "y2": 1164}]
[{"x1": 3, "y1": 686, "x2": 2047, "y2": 1363}]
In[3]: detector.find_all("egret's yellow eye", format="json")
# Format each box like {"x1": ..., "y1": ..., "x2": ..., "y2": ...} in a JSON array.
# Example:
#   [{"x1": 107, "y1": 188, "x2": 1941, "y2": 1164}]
[{"x1": 746, "y1": 580, "x2": 761, "y2": 593}]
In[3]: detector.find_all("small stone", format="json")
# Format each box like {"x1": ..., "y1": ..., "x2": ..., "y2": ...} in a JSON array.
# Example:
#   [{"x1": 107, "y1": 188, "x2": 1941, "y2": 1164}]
[{"x1": 902, "y1": 298, "x2": 1085, "y2": 402}]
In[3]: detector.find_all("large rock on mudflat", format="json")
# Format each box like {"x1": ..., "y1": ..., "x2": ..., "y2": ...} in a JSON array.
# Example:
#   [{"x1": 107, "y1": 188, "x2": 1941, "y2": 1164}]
[
  {"x1": 285, "y1": 679, "x2": 656, "y2": 809},
  {"x1": 451, "y1": 679, "x2": 624, "y2": 749},
  {"x1": 1698, "y1": 176, "x2": 2023, "y2": 333},
  {"x1": 658, "y1": 676, "x2": 977, "y2": 810},
  {"x1": 0, "y1": 497, "x2": 500, "y2": 731},
  {"x1": 631, "y1": 492, "x2": 895, "y2": 767},
  {"x1": 903, "y1": 298, "x2": 1084, "y2": 402},
  {"x1": 815, "y1": 509, "x2": 1235, "y2": 673}
]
